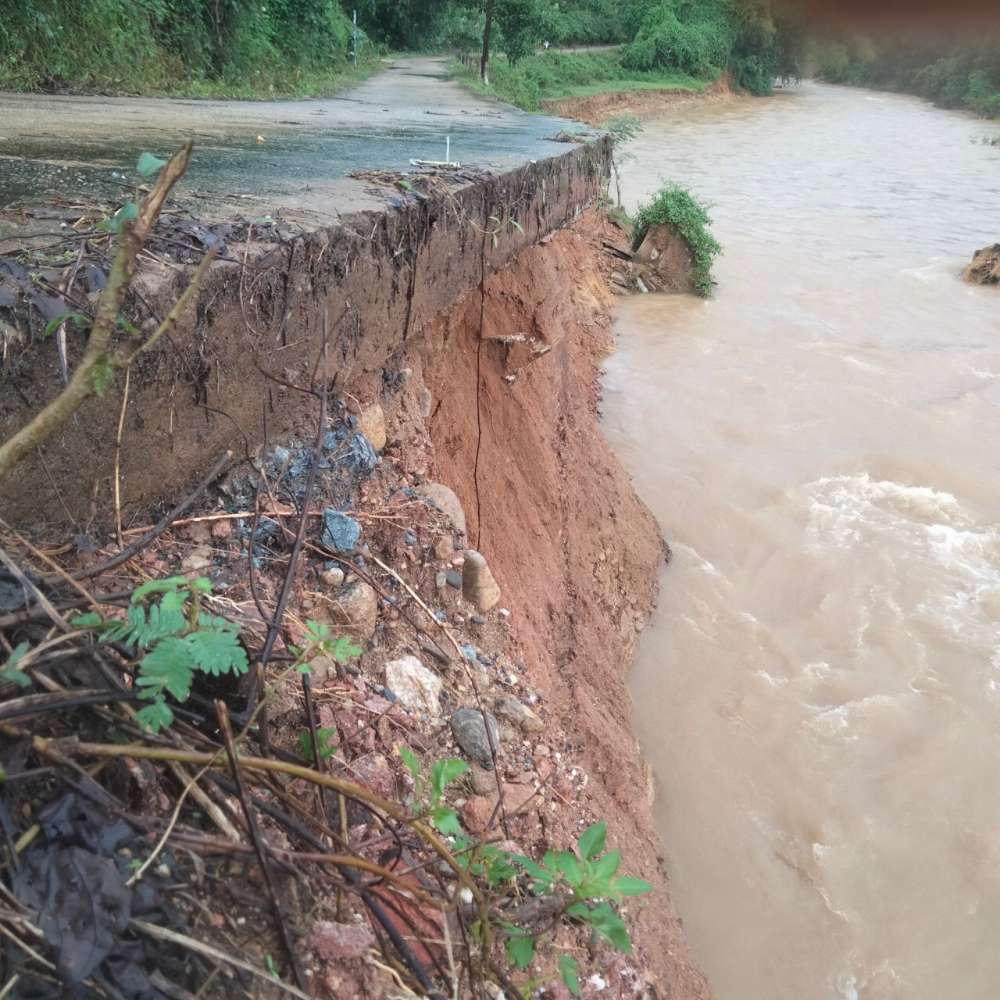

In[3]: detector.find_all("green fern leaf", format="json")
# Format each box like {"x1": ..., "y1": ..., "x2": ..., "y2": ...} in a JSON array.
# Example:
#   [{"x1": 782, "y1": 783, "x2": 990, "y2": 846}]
[
  {"x1": 144, "y1": 593, "x2": 187, "y2": 642},
  {"x1": 134, "y1": 698, "x2": 174, "y2": 733},
  {"x1": 137, "y1": 637, "x2": 195, "y2": 701},
  {"x1": 186, "y1": 621, "x2": 248, "y2": 677},
  {"x1": 100, "y1": 604, "x2": 146, "y2": 644}
]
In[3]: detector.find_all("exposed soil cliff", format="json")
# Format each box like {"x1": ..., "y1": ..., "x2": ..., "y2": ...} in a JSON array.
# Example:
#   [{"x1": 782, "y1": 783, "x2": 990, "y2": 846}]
[
  {"x1": 0, "y1": 145, "x2": 713, "y2": 997},
  {"x1": 405, "y1": 218, "x2": 712, "y2": 998}
]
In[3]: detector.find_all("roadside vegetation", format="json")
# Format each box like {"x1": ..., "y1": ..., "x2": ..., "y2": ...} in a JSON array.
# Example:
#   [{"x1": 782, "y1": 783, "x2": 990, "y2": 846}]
[
  {"x1": 454, "y1": 49, "x2": 710, "y2": 113},
  {"x1": 447, "y1": 0, "x2": 804, "y2": 112},
  {"x1": 810, "y1": 32, "x2": 1000, "y2": 118},
  {"x1": 0, "y1": 0, "x2": 381, "y2": 97},
  {"x1": 0, "y1": 0, "x2": 804, "y2": 102},
  {"x1": 631, "y1": 183, "x2": 722, "y2": 296}
]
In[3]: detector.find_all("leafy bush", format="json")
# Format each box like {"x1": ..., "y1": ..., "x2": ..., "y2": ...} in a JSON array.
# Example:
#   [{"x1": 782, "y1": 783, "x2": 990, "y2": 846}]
[
  {"x1": 632, "y1": 184, "x2": 721, "y2": 296},
  {"x1": 620, "y1": 0, "x2": 802, "y2": 96}
]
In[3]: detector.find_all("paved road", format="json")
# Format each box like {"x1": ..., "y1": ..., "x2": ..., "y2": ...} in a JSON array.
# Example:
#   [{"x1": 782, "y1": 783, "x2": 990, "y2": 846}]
[{"x1": 0, "y1": 58, "x2": 575, "y2": 223}]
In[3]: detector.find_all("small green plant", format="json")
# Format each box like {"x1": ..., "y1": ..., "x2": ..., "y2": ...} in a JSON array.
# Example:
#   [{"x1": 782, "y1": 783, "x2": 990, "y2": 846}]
[
  {"x1": 0, "y1": 643, "x2": 32, "y2": 688},
  {"x1": 498, "y1": 821, "x2": 653, "y2": 994},
  {"x1": 631, "y1": 183, "x2": 722, "y2": 296},
  {"x1": 398, "y1": 749, "x2": 653, "y2": 998},
  {"x1": 601, "y1": 114, "x2": 642, "y2": 209},
  {"x1": 298, "y1": 727, "x2": 338, "y2": 762},
  {"x1": 397, "y1": 747, "x2": 469, "y2": 836},
  {"x1": 264, "y1": 953, "x2": 280, "y2": 980},
  {"x1": 73, "y1": 576, "x2": 248, "y2": 732},
  {"x1": 288, "y1": 619, "x2": 360, "y2": 673}
]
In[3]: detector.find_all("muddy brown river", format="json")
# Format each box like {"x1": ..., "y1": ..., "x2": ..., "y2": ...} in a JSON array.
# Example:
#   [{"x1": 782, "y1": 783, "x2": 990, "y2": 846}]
[{"x1": 601, "y1": 82, "x2": 1000, "y2": 1000}]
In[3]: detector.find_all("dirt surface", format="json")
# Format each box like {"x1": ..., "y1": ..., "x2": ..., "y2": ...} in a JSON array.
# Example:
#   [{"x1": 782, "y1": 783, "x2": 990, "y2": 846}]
[
  {"x1": 0, "y1": 210, "x2": 714, "y2": 1000},
  {"x1": 542, "y1": 74, "x2": 735, "y2": 127},
  {"x1": 0, "y1": 57, "x2": 572, "y2": 223},
  {"x1": 571, "y1": 210, "x2": 696, "y2": 295},
  {"x1": 418, "y1": 219, "x2": 713, "y2": 999},
  {"x1": 0, "y1": 143, "x2": 609, "y2": 529}
]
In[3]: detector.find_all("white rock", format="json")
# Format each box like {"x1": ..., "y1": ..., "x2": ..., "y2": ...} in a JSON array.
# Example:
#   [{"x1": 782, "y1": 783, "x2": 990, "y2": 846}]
[{"x1": 384, "y1": 656, "x2": 442, "y2": 718}]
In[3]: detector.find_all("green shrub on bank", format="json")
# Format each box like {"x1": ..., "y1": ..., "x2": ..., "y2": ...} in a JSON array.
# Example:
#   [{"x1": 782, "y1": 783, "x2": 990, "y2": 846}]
[
  {"x1": 632, "y1": 184, "x2": 721, "y2": 296},
  {"x1": 621, "y1": 0, "x2": 803, "y2": 96}
]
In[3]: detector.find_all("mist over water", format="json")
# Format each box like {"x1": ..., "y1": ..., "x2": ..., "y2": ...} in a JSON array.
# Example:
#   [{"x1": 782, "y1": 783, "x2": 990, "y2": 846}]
[{"x1": 601, "y1": 82, "x2": 1000, "y2": 1000}]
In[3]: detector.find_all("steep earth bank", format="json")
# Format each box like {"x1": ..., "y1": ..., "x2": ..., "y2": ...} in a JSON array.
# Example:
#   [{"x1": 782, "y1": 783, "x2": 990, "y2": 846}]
[
  {"x1": 1, "y1": 145, "x2": 712, "y2": 996},
  {"x1": 306, "y1": 210, "x2": 713, "y2": 999}
]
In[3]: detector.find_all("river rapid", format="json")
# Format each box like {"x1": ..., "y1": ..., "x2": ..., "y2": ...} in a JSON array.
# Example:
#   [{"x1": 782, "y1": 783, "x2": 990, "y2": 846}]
[{"x1": 601, "y1": 81, "x2": 1000, "y2": 1000}]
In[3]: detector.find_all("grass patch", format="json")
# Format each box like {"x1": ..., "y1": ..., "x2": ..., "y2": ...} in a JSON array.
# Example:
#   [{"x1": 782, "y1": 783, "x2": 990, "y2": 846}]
[
  {"x1": 0, "y1": 54, "x2": 383, "y2": 100},
  {"x1": 632, "y1": 184, "x2": 721, "y2": 296},
  {"x1": 453, "y1": 49, "x2": 711, "y2": 113}
]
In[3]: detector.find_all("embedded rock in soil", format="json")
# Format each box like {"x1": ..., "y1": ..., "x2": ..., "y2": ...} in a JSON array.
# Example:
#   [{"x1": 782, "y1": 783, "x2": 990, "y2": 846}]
[
  {"x1": 460, "y1": 795, "x2": 494, "y2": 835},
  {"x1": 384, "y1": 655, "x2": 443, "y2": 718},
  {"x1": 451, "y1": 708, "x2": 500, "y2": 763},
  {"x1": 311, "y1": 920, "x2": 375, "y2": 961},
  {"x1": 320, "y1": 566, "x2": 345, "y2": 588},
  {"x1": 631, "y1": 224, "x2": 696, "y2": 295},
  {"x1": 356, "y1": 403, "x2": 387, "y2": 452},
  {"x1": 433, "y1": 534, "x2": 455, "y2": 560},
  {"x1": 350, "y1": 754, "x2": 396, "y2": 799},
  {"x1": 320, "y1": 580, "x2": 377, "y2": 644},
  {"x1": 414, "y1": 483, "x2": 467, "y2": 538},
  {"x1": 495, "y1": 695, "x2": 544, "y2": 734},
  {"x1": 180, "y1": 545, "x2": 212, "y2": 572},
  {"x1": 322, "y1": 510, "x2": 360, "y2": 553},
  {"x1": 468, "y1": 764, "x2": 497, "y2": 795},
  {"x1": 462, "y1": 550, "x2": 501, "y2": 612},
  {"x1": 963, "y1": 243, "x2": 1000, "y2": 285}
]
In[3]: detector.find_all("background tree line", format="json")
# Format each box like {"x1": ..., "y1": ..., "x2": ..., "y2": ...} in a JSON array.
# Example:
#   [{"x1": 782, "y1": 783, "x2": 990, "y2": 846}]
[
  {"x1": 810, "y1": 30, "x2": 1000, "y2": 117},
  {"x1": 0, "y1": 0, "x2": 802, "y2": 97}
]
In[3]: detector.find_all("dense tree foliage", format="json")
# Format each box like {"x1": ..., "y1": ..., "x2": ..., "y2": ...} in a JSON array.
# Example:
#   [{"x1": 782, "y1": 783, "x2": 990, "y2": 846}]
[
  {"x1": 0, "y1": 0, "x2": 803, "y2": 97},
  {"x1": 620, "y1": 0, "x2": 802, "y2": 95},
  {"x1": 0, "y1": 0, "x2": 357, "y2": 93},
  {"x1": 812, "y1": 32, "x2": 1000, "y2": 117}
]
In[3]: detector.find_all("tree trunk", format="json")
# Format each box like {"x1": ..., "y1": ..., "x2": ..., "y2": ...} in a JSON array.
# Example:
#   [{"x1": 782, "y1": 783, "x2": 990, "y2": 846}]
[{"x1": 480, "y1": 0, "x2": 494, "y2": 84}]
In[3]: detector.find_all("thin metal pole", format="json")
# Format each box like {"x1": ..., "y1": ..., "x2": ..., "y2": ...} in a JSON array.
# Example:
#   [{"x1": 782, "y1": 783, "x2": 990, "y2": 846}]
[{"x1": 353, "y1": 10, "x2": 357, "y2": 67}]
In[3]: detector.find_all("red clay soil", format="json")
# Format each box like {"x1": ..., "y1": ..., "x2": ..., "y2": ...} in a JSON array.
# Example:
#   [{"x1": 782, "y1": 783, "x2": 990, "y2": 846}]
[
  {"x1": 543, "y1": 73, "x2": 734, "y2": 126},
  {"x1": 415, "y1": 220, "x2": 714, "y2": 1000}
]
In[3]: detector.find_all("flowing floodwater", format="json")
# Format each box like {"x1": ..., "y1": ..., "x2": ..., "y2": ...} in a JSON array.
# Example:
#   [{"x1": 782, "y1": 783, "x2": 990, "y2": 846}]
[{"x1": 601, "y1": 82, "x2": 1000, "y2": 1000}]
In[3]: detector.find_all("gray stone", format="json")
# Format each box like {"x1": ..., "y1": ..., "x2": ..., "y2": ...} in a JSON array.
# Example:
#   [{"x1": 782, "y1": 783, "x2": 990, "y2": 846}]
[
  {"x1": 462, "y1": 549, "x2": 501, "y2": 612},
  {"x1": 321, "y1": 510, "x2": 360, "y2": 553},
  {"x1": 468, "y1": 764, "x2": 497, "y2": 795},
  {"x1": 451, "y1": 708, "x2": 500, "y2": 763},
  {"x1": 435, "y1": 572, "x2": 448, "y2": 589},
  {"x1": 384, "y1": 655, "x2": 443, "y2": 718},
  {"x1": 495, "y1": 696, "x2": 544, "y2": 734},
  {"x1": 415, "y1": 484, "x2": 467, "y2": 538},
  {"x1": 445, "y1": 569, "x2": 462, "y2": 589}
]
